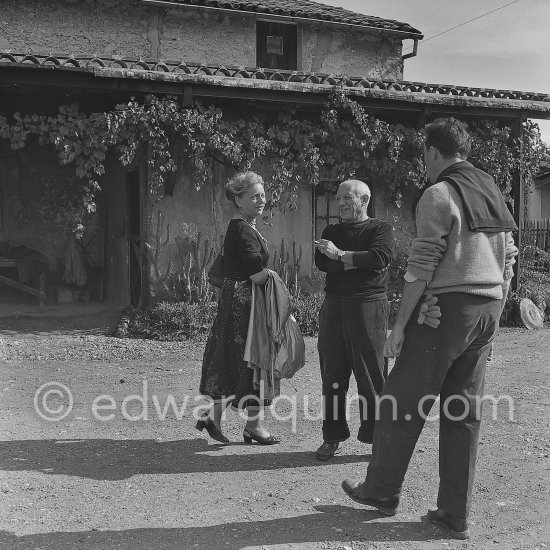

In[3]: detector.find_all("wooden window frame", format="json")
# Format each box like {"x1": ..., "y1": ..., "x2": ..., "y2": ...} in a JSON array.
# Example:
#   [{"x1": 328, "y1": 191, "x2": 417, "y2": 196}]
[{"x1": 256, "y1": 20, "x2": 298, "y2": 71}]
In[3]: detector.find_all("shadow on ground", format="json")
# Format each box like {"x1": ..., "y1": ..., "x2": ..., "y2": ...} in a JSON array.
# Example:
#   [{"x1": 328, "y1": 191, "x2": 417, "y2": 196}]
[
  {"x1": 0, "y1": 438, "x2": 371, "y2": 480},
  {"x1": 0, "y1": 303, "x2": 123, "y2": 335},
  {"x1": 0, "y1": 505, "x2": 447, "y2": 549}
]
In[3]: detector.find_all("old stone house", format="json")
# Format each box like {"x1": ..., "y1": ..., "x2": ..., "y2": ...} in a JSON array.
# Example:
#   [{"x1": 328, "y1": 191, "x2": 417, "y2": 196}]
[{"x1": 0, "y1": 0, "x2": 549, "y2": 307}]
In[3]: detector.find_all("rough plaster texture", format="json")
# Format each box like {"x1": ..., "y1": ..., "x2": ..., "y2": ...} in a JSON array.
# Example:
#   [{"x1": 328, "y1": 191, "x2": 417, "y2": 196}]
[
  {"x1": 1, "y1": 0, "x2": 151, "y2": 58},
  {"x1": 160, "y1": 8, "x2": 256, "y2": 66},
  {"x1": 301, "y1": 25, "x2": 403, "y2": 79},
  {"x1": 528, "y1": 183, "x2": 550, "y2": 219},
  {"x1": 151, "y1": 161, "x2": 313, "y2": 284},
  {"x1": 2, "y1": 0, "x2": 402, "y2": 78}
]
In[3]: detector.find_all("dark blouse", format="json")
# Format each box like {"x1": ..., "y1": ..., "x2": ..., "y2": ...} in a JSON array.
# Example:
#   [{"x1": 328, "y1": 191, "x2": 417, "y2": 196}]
[{"x1": 223, "y1": 218, "x2": 269, "y2": 280}]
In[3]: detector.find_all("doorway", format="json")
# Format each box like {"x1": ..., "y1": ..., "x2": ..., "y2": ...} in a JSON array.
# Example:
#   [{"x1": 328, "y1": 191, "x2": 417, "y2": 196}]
[{"x1": 127, "y1": 169, "x2": 142, "y2": 307}]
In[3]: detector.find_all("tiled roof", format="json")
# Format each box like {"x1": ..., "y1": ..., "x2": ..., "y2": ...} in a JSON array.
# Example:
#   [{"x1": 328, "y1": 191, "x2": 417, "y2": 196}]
[
  {"x1": 141, "y1": 0, "x2": 422, "y2": 36},
  {"x1": 1, "y1": 53, "x2": 550, "y2": 113}
]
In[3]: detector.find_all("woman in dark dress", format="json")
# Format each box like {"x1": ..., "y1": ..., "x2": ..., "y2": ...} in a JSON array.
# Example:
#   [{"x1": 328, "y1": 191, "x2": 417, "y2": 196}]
[{"x1": 197, "y1": 171, "x2": 279, "y2": 445}]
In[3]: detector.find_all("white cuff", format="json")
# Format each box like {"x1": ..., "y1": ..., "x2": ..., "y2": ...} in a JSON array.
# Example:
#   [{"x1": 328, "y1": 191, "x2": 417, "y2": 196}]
[{"x1": 404, "y1": 270, "x2": 419, "y2": 283}]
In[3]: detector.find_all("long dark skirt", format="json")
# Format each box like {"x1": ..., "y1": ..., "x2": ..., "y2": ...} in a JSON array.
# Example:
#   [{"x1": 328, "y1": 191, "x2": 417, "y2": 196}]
[{"x1": 200, "y1": 279, "x2": 271, "y2": 409}]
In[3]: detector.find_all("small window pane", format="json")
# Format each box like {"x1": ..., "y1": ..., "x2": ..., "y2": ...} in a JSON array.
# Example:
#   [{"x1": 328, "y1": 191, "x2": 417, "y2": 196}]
[{"x1": 266, "y1": 36, "x2": 283, "y2": 55}]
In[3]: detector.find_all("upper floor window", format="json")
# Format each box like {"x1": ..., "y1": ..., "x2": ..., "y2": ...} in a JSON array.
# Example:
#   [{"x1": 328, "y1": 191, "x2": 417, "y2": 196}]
[{"x1": 256, "y1": 21, "x2": 297, "y2": 71}]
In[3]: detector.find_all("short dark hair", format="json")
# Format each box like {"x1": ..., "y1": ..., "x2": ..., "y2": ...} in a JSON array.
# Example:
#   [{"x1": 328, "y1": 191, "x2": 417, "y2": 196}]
[{"x1": 423, "y1": 118, "x2": 471, "y2": 159}]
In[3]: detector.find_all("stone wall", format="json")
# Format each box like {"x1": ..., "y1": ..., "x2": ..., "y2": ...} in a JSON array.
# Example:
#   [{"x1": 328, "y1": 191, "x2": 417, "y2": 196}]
[
  {"x1": 301, "y1": 25, "x2": 402, "y2": 79},
  {"x1": 148, "y1": 160, "x2": 314, "y2": 298},
  {"x1": 1, "y1": 0, "x2": 403, "y2": 78}
]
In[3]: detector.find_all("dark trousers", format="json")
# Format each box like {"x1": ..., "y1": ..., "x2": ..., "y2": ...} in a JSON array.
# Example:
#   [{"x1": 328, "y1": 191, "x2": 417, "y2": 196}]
[
  {"x1": 317, "y1": 297, "x2": 388, "y2": 443},
  {"x1": 362, "y1": 293, "x2": 501, "y2": 519}
]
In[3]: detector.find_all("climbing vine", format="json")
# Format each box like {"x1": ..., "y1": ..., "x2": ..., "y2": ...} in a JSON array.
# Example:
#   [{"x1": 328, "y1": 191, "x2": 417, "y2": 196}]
[{"x1": 0, "y1": 90, "x2": 548, "y2": 234}]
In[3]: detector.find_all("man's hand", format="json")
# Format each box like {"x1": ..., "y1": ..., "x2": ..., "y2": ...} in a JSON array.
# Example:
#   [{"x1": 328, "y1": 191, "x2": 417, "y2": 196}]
[
  {"x1": 384, "y1": 327, "x2": 405, "y2": 358},
  {"x1": 417, "y1": 294, "x2": 441, "y2": 328},
  {"x1": 315, "y1": 239, "x2": 341, "y2": 261}
]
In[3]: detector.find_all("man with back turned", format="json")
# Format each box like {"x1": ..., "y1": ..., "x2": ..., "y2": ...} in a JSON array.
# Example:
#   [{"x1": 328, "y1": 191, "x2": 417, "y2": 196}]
[{"x1": 341, "y1": 118, "x2": 518, "y2": 540}]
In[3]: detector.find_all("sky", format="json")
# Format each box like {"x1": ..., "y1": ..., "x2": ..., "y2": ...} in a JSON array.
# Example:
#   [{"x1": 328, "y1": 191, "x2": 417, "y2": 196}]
[{"x1": 318, "y1": 0, "x2": 550, "y2": 143}]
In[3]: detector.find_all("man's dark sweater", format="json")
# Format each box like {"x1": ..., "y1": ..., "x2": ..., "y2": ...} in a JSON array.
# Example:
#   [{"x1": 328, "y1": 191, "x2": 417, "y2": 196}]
[{"x1": 315, "y1": 219, "x2": 395, "y2": 302}]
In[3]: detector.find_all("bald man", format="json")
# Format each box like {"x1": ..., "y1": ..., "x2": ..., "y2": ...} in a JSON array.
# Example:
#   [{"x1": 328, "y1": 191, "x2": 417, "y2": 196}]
[{"x1": 314, "y1": 180, "x2": 395, "y2": 460}]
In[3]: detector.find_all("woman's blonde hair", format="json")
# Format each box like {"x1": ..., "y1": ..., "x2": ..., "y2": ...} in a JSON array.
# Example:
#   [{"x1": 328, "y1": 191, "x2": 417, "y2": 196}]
[{"x1": 225, "y1": 171, "x2": 263, "y2": 204}]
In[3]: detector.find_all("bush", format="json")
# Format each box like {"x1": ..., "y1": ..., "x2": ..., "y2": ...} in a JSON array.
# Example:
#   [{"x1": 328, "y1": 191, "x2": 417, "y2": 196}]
[
  {"x1": 501, "y1": 245, "x2": 550, "y2": 327},
  {"x1": 387, "y1": 226, "x2": 413, "y2": 326},
  {"x1": 128, "y1": 300, "x2": 217, "y2": 340},
  {"x1": 290, "y1": 290, "x2": 324, "y2": 336}
]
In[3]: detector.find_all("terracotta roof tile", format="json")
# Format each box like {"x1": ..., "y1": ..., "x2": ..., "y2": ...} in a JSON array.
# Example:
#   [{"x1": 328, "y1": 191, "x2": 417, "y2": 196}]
[
  {"x1": 141, "y1": 0, "x2": 422, "y2": 36},
  {"x1": 1, "y1": 53, "x2": 549, "y2": 113}
]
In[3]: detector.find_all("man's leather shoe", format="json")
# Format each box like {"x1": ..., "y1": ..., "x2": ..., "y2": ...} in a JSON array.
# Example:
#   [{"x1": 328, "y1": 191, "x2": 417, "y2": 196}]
[
  {"x1": 315, "y1": 441, "x2": 339, "y2": 461},
  {"x1": 423, "y1": 509, "x2": 470, "y2": 540},
  {"x1": 341, "y1": 479, "x2": 398, "y2": 516}
]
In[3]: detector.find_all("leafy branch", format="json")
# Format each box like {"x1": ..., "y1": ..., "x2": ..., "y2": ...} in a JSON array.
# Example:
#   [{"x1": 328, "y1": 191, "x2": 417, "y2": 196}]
[{"x1": 0, "y1": 91, "x2": 548, "y2": 234}]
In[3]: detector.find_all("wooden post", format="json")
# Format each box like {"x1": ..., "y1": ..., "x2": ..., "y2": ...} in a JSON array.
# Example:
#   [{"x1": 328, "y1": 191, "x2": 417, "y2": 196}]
[
  {"x1": 140, "y1": 145, "x2": 151, "y2": 309},
  {"x1": 511, "y1": 116, "x2": 525, "y2": 291}
]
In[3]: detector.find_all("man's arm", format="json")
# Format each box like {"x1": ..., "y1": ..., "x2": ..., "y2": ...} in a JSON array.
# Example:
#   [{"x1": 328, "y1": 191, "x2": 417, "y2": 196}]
[
  {"x1": 384, "y1": 185, "x2": 453, "y2": 357},
  {"x1": 317, "y1": 222, "x2": 395, "y2": 272},
  {"x1": 315, "y1": 227, "x2": 348, "y2": 272},
  {"x1": 351, "y1": 222, "x2": 395, "y2": 271},
  {"x1": 315, "y1": 224, "x2": 358, "y2": 271},
  {"x1": 384, "y1": 279, "x2": 427, "y2": 357}
]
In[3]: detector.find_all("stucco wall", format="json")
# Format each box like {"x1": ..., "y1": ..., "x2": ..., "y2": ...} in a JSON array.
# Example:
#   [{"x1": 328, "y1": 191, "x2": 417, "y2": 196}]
[
  {"x1": 0, "y1": 0, "x2": 151, "y2": 58},
  {"x1": 542, "y1": 186, "x2": 550, "y2": 219},
  {"x1": 160, "y1": 8, "x2": 257, "y2": 66},
  {"x1": 301, "y1": 25, "x2": 403, "y2": 80},
  {"x1": 149, "y1": 162, "x2": 314, "y2": 295},
  {"x1": 2, "y1": 0, "x2": 402, "y2": 78}
]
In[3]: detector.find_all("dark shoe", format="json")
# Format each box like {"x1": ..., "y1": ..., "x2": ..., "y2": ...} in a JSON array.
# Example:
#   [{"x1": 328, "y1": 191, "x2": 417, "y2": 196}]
[
  {"x1": 315, "y1": 441, "x2": 339, "y2": 461},
  {"x1": 243, "y1": 428, "x2": 280, "y2": 445},
  {"x1": 341, "y1": 479, "x2": 398, "y2": 516},
  {"x1": 423, "y1": 509, "x2": 470, "y2": 540},
  {"x1": 357, "y1": 428, "x2": 374, "y2": 444},
  {"x1": 195, "y1": 417, "x2": 229, "y2": 444}
]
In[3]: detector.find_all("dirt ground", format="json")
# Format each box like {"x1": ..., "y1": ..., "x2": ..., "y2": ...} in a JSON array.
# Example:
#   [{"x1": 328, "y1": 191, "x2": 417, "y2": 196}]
[{"x1": 0, "y1": 312, "x2": 549, "y2": 550}]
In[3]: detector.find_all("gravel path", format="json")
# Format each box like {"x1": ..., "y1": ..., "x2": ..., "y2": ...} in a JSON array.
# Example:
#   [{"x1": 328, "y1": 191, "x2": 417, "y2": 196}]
[{"x1": 0, "y1": 326, "x2": 549, "y2": 549}]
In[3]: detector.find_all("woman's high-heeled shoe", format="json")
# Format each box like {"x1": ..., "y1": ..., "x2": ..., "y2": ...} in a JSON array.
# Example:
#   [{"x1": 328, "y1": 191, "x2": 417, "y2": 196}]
[
  {"x1": 196, "y1": 417, "x2": 229, "y2": 444},
  {"x1": 243, "y1": 428, "x2": 280, "y2": 445}
]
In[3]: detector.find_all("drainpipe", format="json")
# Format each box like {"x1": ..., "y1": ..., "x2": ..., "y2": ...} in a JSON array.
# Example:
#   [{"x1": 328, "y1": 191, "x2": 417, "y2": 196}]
[{"x1": 402, "y1": 38, "x2": 419, "y2": 60}]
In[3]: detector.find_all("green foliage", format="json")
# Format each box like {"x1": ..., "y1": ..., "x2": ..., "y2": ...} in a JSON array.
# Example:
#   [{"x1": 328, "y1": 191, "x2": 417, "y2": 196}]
[
  {"x1": 1, "y1": 89, "x2": 548, "y2": 236},
  {"x1": 518, "y1": 245, "x2": 550, "y2": 317},
  {"x1": 501, "y1": 245, "x2": 550, "y2": 326},
  {"x1": 386, "y1": 225, "x2": 415, "y2": 326},
  {"x1": 128, "y1": 300, "x2": 217, "y2": 340},
  {"x1": 290, "y1": 290, "x2": 324, "y2": 336}
]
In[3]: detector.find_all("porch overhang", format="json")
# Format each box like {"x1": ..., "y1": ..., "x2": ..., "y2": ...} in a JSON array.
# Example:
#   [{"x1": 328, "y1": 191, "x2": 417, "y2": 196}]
[{"x1": 1, "y1": 53, "x2": 550, "y2": 120}]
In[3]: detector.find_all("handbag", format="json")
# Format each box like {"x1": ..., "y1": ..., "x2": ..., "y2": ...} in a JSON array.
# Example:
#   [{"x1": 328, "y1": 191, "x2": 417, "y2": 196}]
[{"x1": 208, "y1": 249, "x2": 225, "y2": 288}]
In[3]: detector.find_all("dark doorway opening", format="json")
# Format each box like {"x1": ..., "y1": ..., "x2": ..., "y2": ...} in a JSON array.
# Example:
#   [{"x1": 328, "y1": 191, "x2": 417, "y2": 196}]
[{"x1": 127, "y1": 170, "x2": 142, "y2": 307}]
